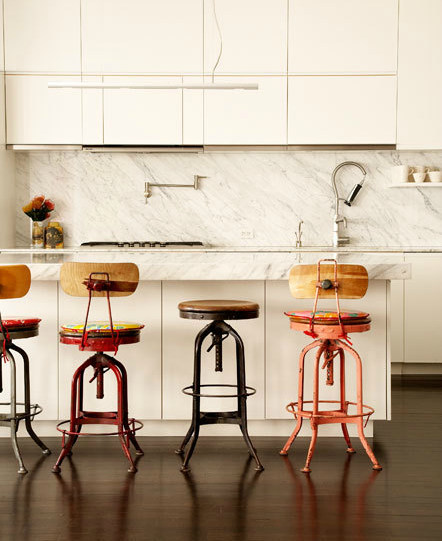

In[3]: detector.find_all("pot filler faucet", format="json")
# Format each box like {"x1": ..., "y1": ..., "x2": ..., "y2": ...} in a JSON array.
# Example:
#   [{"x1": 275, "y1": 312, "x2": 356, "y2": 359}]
[{"x1": 331, "y1": 161, "x2": 367, "y2": 247}]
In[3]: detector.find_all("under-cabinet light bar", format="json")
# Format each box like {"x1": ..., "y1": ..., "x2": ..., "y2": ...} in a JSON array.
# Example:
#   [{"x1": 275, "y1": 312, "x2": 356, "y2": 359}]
[{"x1": 48, "y1": 81, "x2": 259, "y2": 90}]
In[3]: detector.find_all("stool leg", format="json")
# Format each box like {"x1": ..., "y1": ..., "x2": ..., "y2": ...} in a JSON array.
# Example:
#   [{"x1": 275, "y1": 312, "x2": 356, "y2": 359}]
[
  {"x1": 8, "y1": 343, "x2": 51, "y2": 455},
  {"x1": 301, "y1": 342, "x2": 326, "y2": 473},
  {"x1": 338, "y1": 348, "x2": 355, "y2": 454},
  {"x1": 339, "y1": 341, "x2": 382, "y2": 471},
  {"x1": 180, "y1": 324, "x2": 212, "y2": 472},
  {"x1": 6, "y1": 348, "x2": 27, "y2": 474},
  {"x1": 280, "y1": 339, "x2": 321, "y2": 456},
  {"x1": 52, "y1": 357, "x2": 93, "y2": 473},
  {"x1": 111, "y1": 356, "x2": 144, "y2": 456},
  {"x1": 230, "y1": 324, "x2": 264, "y2": 472}
]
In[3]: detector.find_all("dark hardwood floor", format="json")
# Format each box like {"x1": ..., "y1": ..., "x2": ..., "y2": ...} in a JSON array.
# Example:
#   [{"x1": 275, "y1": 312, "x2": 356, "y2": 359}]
[{"x1": 0, "y1": 378, "x2": 441, "y2": 541}]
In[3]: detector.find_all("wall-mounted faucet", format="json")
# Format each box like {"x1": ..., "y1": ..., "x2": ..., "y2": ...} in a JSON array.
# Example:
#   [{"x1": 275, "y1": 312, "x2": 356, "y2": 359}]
[
  {"x1": 331, "y1": 161, "x2": 367, "y2": 247},
  {"x1": 144, "y1": 175, "x2": 207, "y2": 203},
  {"x1": 295, "y1": 220, "x2": 303, "y2": 248}
]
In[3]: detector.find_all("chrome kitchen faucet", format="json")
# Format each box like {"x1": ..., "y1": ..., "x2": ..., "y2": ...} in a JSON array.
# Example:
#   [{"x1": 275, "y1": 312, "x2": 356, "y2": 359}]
[{"x1": 331, "y1": 161, "x2": 367, "y2": 247}]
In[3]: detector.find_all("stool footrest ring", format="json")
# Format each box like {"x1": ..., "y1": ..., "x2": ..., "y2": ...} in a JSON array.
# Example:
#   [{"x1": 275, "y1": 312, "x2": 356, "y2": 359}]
[
  {"x1": 0, "y1": 402, "x2": 43, "y2": 423},
  {"x1": 55, "y1": 418, "x2": 143, "y2": 437},
  {"x1": 182, "y1": 383, "x2": 256, "y2": 398},
  {"x1": 286, "y1": 400, "x2": 374, "y2": 421}
]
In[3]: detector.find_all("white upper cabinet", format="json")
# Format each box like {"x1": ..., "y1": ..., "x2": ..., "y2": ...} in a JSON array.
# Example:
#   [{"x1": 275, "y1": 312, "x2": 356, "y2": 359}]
[
  {"x1": 6, "y1": 75, "x2": 82, "y2": 144},
  {"x1": 81, "y1": 0, "x2": 203, "y2": 74},
  {"x1": 204, "y1": 0, "x2": 287, "y2": 75},
  {"x1": 288, "y1": 0, "x2": 398, "y2": 74},
  {"x1": 397, "y1": 0, "x2": 442, "y2": 149},
  {"x1": 4, "y1": 0, "x2": 81, "y2": 73},
  {"x1": 288, "y1": 76, "x2": 397, "y2": 144},
  {"x1": 204, "y1": 77, "x2": 287, "y2": 145},
  {"x1": 103, "y1": 77, "x2": 183, "y2": 145}
]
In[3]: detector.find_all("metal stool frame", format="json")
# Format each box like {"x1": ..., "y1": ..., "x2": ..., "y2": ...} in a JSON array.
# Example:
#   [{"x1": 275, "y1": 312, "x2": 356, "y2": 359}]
[{"x1": 176, "y1": 319, "x2": 264, "y2": 472}]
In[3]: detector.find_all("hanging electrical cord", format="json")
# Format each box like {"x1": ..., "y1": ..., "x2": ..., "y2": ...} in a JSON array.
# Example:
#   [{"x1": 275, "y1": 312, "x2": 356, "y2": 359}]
[{"x1": 211, "y1": 0, "x2": 223, "y2": 83}]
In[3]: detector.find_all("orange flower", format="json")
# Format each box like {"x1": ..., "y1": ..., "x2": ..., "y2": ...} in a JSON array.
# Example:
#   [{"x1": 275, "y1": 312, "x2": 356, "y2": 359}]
[
  {"x1": 22, "y1": 202, "x2": 33, "y2": 213},
  {"x1": 32, "y1": 196, "x2": 45, "y2": 210}
]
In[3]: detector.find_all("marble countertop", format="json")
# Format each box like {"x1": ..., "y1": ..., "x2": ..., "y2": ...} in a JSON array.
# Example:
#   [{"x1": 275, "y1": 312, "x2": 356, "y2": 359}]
[{"x1": 0, "y1": 247, "x2": 414, "y2": 281}]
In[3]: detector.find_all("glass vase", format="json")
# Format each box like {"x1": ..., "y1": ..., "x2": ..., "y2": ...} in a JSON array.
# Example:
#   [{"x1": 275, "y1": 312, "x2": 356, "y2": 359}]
[{"x1": 31, "y1": 221, "x2": 44, "y2": 248}]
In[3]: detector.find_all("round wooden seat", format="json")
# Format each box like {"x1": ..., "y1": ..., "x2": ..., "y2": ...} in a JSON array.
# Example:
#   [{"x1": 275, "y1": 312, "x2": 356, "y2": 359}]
[
  {"x1": 60, "y1": 321, "x2": 144, "y2": 351},
  {"x1": 178, "y1": 300, "x2": 259, "y2": 320},
  {"x1": 0, "y1": 317, "x2": 41, "y2": 341}
]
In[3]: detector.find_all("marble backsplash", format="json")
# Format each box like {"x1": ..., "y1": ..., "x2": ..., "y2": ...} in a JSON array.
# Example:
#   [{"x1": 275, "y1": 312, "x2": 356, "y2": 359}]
[{"x1": 15, "y1": 150, "x2": 442, "y2": 247}]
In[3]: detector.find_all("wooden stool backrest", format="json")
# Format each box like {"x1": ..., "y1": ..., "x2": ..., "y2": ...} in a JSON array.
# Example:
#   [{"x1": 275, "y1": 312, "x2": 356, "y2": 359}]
[
  {"x1": 60, "y1": 263, "x2": 139, "y2": 297},
  {"x1": 0, "y1": 265, "x2": 31, "y2": 299},
  {"x1": 289, "y1": 263, "x2": 368, "y2": 299}
]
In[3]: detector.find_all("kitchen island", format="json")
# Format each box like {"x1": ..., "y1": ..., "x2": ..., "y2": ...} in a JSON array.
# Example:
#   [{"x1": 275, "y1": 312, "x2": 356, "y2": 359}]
[{"x1": 0, "y1": 247, "x2": 413, "y2": 439}]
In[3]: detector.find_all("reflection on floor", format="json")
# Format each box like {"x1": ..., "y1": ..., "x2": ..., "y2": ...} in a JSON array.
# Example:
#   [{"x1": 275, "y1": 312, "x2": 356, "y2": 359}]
[{"x1": 0, "y1": 377, "x2": 441, "y2": 541}]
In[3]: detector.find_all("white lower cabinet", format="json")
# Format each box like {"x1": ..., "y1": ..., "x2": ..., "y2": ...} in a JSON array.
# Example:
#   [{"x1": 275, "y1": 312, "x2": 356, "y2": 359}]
[
  {"x1": 288, "y1": 75, "x2": 397, "y2": 144},
  {"x1": 6, "y1": 75, "x2": 82, "y2": 145},
  {"x1": 265, "y1": 280, "x2": 388, "y2": 420},
  {"x1": 0, "y1": 281, "x2": 58, "y2": 420},
  {"x1": 204, "y1": 77, "x2": 287, "y2": 145},
  {"x1": 58, "y1": 282, "x2": 162, "y2": 421},
  {"x1": 162, "y1": 281, "x2": 265, "y2": 420},
  {"x1": 404, "y1": 255, "x2": 442, "y2": 363}
]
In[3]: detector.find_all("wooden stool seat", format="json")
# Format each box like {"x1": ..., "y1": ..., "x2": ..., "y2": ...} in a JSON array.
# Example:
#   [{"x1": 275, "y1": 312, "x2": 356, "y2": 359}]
[{"x1": 179, "y1": 300, "x2": 259, "y2": 320}]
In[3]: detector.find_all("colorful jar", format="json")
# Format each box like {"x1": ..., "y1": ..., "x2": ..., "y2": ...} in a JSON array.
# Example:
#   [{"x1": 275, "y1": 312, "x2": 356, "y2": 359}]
[
  {"x1": 31, "y1": 221, "x2": 44, "y2": 248},
  {"x1": 45, "y1": 222, "x2": 64, "y2": 249}
]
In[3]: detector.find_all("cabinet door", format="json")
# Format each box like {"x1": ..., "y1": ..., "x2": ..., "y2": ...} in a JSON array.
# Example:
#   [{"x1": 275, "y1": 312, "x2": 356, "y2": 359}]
[
  {"x1": 288, "y1": 0, "x2": 398, "y2": 74},
  {"x1": 162, "y1": 281, "x2": 265, "y2": 420},
  {"x1": 404, "y1": 255, "x2": 442, "y2": 363},
  {"x1": 397, "y1": 0, "x2": 442, "y2": 150},
  {"x1": 204, "y1": 76, "x2": 287, "y2": 145},
  {"x1": 103, "y1": 77, "x2": 183, "y2": 145},
  {"x1": 6, "y1": 75, "x2": 82, "y2": 144},
  {"x1": 288, "y1": 75, "x2": 396, "y2": 144},
  {"x1": 0, "y1": 282, "x2": 58, "y2": 420},
  {"x1": 204, "y1": 0, "x2": 287, "y2": 75},
  {"x1": 266, "y1": 280, "x2": 388, "y2": 421},
  {"x1": 82, "y1": 76, "x2": 104, "y2": 145},
  {"x1": 4, "y1": 0, "x2": 81, "y2": 73},
  {"x1": 82, "y1": 0, "x2": 203, "y2": 74},
  {"x1": 58, "y1": 282, "x2": 162, "y2": 421}
]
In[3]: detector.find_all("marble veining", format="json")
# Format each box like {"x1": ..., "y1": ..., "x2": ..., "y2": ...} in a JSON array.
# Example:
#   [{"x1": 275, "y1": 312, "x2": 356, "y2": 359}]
[{"x1": 15, "y1": 150, "x2": 442, "y2": 248}]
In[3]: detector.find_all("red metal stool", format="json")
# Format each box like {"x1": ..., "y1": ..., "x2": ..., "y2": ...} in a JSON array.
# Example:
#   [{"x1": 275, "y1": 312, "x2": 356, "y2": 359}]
[
  {"x1": 52, "y1": 263, "x2": 144, "y2": 473},
  {"x1": 0, "y1": 265, "x2": 50, "y2": 474},
  {"x1": 280, "y1": 259, "x2": 382, "y2": 472}
]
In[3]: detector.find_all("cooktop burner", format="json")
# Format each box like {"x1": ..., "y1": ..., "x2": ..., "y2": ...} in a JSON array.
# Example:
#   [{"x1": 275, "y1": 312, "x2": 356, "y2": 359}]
[{"x1": 81, "y1": 241, "x2": 204, "y2": 248}]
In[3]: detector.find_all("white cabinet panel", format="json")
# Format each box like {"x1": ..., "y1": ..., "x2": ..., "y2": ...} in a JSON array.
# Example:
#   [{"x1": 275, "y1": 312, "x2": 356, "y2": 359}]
[
  {"x1": 162, "y1": 281, "x2": 265, "y2": 420},
  {"x1": 397, "y1": 0, "x2": 442, "y2": 150},
  {"x1": 82, "y1": 76, "x2": 103, "y2": 145},
  {"x1": 204, "y1": 77, "x2": 287, "y2": 145},
  {"x1": 58, "y1": 282, "x2": 162, "y2": 420},
  {"x1": 0, "y1": 282, "x2": 58, "y2": 420},
  {"x1": 288, "y1": 76, "x2": 396, "y2": 144},
  {"x1": 183, "y1": 77, "x2": 204, "y2": 145},
  {"x1": 266, "y1": 280, "x2": 387, "y2": 420},
  {"x1": 82, "y1": 0, "x2": 203, "y2": 74},
  {"x1": 6, "y1": 75, "x2": 82, "y2": 144},
  {"x1": 103, "y1": 77, "x2": 182, "y2": 145},
  {"x1": 4, "y1": 0, "x2": 81, "y2": 73},
  {"x1": 404, "y1": 255, "x2": 442, "y2": 363},
  {"x1": 204, "y1": 0, "x2": 287, "y2": 75},
  {"x1": 288, "y1": 0, "x2": 398, "y2": 74}
]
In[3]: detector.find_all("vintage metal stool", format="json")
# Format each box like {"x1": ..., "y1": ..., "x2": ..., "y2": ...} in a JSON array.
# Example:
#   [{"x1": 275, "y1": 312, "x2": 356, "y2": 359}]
[
  {"x1": 0, "y1": 265, "x2": 50, "y2": 474},
  {"x1": 280, "y1": 259, "x2": 382, "y2": 472},
  {"x1": 176, "y1": 300, "x2": 264, "y2": 472},
  {"x1": 53, "y1": 262, "x2": 144, "y2": 473}
]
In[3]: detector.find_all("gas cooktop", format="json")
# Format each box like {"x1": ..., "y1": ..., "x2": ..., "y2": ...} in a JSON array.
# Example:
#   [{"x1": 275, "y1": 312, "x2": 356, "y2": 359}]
[{"x1": 81, "y1": 241, "x2": 204, "y2": 248}]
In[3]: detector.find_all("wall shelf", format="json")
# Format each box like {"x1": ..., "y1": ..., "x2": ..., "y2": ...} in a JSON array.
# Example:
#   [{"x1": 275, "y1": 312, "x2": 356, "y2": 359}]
[{"x1": 389, "y1": 183, "x2": 442, "y2": 188}]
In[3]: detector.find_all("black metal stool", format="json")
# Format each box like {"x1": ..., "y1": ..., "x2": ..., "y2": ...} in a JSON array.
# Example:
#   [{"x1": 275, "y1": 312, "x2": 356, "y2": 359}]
[{"x1": 176, "y1": 300, "x2": 264, "y2": 472}]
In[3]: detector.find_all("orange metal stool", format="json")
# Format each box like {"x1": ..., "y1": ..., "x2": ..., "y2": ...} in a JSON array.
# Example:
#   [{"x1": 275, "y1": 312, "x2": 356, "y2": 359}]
[
  {"x1": 52, "y1": 263, "x2": 144, "y2": 473},
  {"x1": 280, "y1": 259, "x2": 382, "y2": 473}
]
